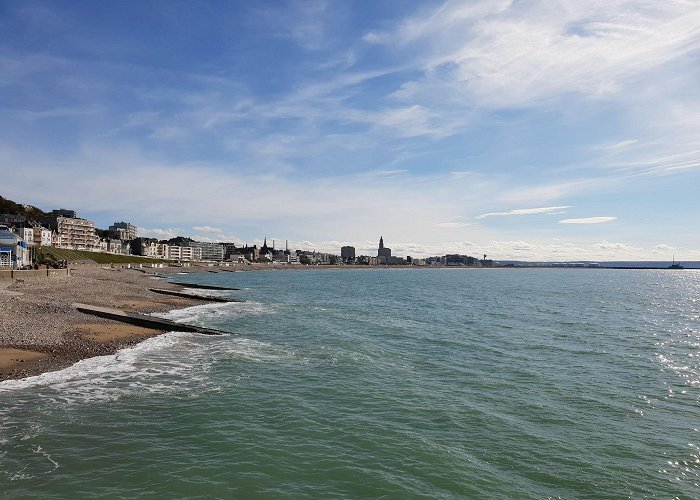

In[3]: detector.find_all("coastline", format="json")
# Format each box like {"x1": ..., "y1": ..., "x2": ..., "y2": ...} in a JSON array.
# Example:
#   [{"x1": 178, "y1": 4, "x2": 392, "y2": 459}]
[
  {"x1": 0, "y1": 266, "x2": 221, "y2": 382},
  {"x1": 4, "y1": 262, "x2": 689, "y2": 381}
]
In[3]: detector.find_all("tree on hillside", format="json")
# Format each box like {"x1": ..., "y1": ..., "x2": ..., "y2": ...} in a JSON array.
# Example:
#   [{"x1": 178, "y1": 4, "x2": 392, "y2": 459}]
[{"x1": 0, "y1": 195, "x2": 47, "y2": 219}]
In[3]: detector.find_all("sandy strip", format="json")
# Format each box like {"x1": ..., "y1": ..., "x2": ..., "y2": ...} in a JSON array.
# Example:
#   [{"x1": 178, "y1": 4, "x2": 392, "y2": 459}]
[{"x1": 0, "y1": 348, "x2": 47, "y2": 369}]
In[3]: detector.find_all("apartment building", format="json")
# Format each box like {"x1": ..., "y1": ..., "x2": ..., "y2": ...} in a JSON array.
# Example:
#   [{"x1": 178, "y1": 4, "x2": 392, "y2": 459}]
[
  {"x1": 168, "y1": 245, "x2": 202, "y2": 261},
  {"x1": 188, "y1": 241, "x2": 224, "y2": 261},
  {"x1": 42, "y1": 211, "x2": 98, "y2": 250},
  {"x1": 109, "y1": 221, "x2": 137, "y2": 241}
]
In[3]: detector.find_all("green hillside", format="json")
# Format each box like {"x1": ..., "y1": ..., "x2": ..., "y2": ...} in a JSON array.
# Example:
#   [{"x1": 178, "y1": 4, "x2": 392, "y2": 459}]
[{"x1": 36, "y1": 247, "x2": 171, "y2": 265}]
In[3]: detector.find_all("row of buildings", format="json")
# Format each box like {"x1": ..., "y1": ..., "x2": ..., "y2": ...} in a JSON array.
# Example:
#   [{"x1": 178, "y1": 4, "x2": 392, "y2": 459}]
[
  {"x1": 132, "y1": 237, "x2": 338, "y2": 266},
  {"x1": 0, "y1": 210, "x2": 136, "y2": 253},
  {"x1": 339, "y1": 237, "x2": 493, "y2": 267},
  {"x1": 1, "y1": 204, "x2": 341, "y2": 268},
  {"x1": 1, "y1": 206, "x2": 494, "y2": 269},
  {"x1": 0, "y1": 209, "x2": 138, "y2": 268}
]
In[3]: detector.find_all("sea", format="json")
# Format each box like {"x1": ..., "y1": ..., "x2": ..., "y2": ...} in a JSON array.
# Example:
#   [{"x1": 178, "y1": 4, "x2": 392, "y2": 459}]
[{"x1": 1, "y1": 268, "x2": 699, "y2": 498}]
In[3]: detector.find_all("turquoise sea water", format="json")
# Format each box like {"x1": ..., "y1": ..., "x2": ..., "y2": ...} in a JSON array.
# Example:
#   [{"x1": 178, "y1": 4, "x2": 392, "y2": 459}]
[{"x1": 1, "y1": 268, "x2": 699, "y2": 498}]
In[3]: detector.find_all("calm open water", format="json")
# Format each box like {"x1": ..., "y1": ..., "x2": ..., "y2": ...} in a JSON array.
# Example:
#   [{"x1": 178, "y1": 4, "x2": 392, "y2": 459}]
[{"x1": 1, "y1": 268, "x2": 699, "y2": 498}]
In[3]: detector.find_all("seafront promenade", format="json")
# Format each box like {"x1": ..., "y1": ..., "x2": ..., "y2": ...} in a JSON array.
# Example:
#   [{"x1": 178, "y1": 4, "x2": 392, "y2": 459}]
[{"x1": 0, "y1": 268, "x2": 71, "y2": 282}]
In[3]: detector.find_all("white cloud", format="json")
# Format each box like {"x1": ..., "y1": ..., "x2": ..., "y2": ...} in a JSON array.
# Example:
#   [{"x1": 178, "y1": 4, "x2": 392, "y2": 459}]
[
  {"x1": 437, "y1": 222, "x2": 472, "y2": 228},
  {"x1": 379, "y1": 0, "x2": 700, "y2": 108},
  {"x1": 559, "y1": 216, "x2": 617, "y2": 224},
  {"x1": 137, "y1": 227, "x2": 182, "y2": 239},
  {"x1": 478, "y1": 206, "x2": 572, "y2": 218},
  {"x1": 598, "y1": 139, "x2": 639, "y2": 151},
  {"x1": 651, "y1": 243, "x2": 674, "y2": 254},
  {"x1": 193, "y1": 225, "x2": 223, "y2": 234},
  {"x1": 592, "y1": 240, "x2": 641, "y2": 252}
]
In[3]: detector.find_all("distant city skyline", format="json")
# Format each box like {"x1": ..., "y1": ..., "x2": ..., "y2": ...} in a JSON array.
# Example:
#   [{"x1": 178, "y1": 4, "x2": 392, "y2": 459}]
[{"x1": 2, "y1": 1, "x2": 699, "y2": 260}]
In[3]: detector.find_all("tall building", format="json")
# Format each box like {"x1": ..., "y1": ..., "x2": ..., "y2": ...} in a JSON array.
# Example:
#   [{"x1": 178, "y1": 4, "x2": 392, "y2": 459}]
[
  {"x1": 42, "y1": 212, "x2": 98, "y2": 250},
  {"x1": 341, "y1": 246, "x2": 355, "y2": 262},
  {"x1": 377, "y1": 236, "x2": 391, "y2": 264},
  {"x1": 188, "y1": 241, "x2": 225, "y2": 261}
]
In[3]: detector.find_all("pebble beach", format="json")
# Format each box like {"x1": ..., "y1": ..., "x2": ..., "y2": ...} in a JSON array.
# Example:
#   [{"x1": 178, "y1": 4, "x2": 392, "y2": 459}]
[{"x1": 0, "y1": 267, "x2": 214, "y2": 381}]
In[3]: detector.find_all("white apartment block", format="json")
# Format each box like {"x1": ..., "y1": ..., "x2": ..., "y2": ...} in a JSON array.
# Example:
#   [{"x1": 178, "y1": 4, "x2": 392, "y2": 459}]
[
  {"x1": 141, "y1": 241, "x2": 160, "y2": 258},
  {"x1": 168, "y1": 245, "x2": 202, "y2": 261},
  {"x1": 189, "y1": 242, "x2": 225, "y2": 261},
  {"x1": 156, "y1": 243, "x2": 170, "y2": 259}
]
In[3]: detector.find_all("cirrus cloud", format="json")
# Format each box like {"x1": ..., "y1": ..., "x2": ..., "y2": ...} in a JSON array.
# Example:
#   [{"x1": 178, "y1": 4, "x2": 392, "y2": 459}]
[
  {"x1": 193, "y1": 225, "x2": 224, "y2": 234},
  {"x1": 478, "y1": 206, "x2": 572, "y2": 219},
  {"x1": 559, "y1": 217, "x2": 617, "y2": 224}
]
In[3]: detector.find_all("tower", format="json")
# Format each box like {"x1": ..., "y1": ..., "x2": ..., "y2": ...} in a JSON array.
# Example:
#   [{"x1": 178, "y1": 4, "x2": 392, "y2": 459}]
[{"x1": 377, "y1": 236, "x2": 391, "y2": 263}]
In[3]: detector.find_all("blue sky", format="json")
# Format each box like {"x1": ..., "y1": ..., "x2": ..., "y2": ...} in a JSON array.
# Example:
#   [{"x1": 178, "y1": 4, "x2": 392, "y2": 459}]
[{"x1": 2, "y1": 0, "x2": 699, "y2": 260}]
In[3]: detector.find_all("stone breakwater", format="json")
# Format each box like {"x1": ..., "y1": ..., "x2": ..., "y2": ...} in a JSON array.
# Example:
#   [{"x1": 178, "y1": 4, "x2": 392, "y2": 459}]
[{"x1": 0, "y1": 267, "x2": 216, "y2": 381}]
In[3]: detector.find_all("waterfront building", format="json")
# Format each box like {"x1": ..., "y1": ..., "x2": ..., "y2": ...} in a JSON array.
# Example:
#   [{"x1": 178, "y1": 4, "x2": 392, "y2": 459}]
[
  {"x1": 377, "y1": 236, "x2": 392, "y2": 264},
  {"x1": 19, "y1": 227, "x2": 34, "y2": 245},
  {"x1": 131, "y1": 237, "x2": 158, "y2": 257},
  {"x1": 108, "y1": 221, "x2": 137, "y2": 241},
  {"x1": 33, "y1": 226, "x2": 52, "y2": 247},
  {"x1": 0, "y1": 225, "x2": 30, "y2": 269},
  {"x1": 445, "y1": 254, "x2": 479, "y2": 266},
  {"x1": 222, "y1": 243, "x2": 239, "y2": 260},
  {"x1": 227, "y1": 252, "x2": 250, "y2": 264},
  {"x1": 98, "y1": 238, "x2": 131, "y2": 255},
  {"x1": 341, "y1": 246, "x2": 356, "y2": 263},
  {"x1": 168, "y1": 245, "x2": 202, "y2": 261},
  {"x1": 188, "y1": 241, "x2": 225, "y2": 261},
  {"x1": 42, "y1": 211, "x2": 98, "y2": 250},
  {"x1": 156, "y1": 243, "x2": 170, "y2": 259}
]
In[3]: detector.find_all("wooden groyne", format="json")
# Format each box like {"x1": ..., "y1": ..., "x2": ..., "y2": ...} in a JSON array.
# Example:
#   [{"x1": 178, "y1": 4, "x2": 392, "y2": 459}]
[
  {"x1": 73, "y1": 303, "x2": 229, "y2": 336},
  {"x1": 168, "y1": 282, "x2": 241, "y2": 291},
  {"x1": 149, "y1": 288, "x2": 243, "y2": 303}
]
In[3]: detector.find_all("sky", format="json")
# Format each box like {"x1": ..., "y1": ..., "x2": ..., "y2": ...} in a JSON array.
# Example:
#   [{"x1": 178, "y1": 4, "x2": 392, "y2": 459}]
[{"x1": 1, "y1": 0, "x2": 699, "y2": 260}]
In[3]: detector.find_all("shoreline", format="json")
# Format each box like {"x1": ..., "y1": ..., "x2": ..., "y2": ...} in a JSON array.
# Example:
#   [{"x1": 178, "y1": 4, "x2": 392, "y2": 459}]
[
  {"x1": 0, "y1": 266, "x2": 223, "y2": 382},
  {"x1": 3, "y1": 263, "x2": 693, "y2": 382}
]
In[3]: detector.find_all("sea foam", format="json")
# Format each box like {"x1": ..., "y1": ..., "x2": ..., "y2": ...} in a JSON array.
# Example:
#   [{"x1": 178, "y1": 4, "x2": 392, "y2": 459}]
[
  {"x1": 154, "y1": 300, "x2": 274, "y2": 324},
  {"x1": 0, "y1": 332, "x2": 214, "y2": 401}
]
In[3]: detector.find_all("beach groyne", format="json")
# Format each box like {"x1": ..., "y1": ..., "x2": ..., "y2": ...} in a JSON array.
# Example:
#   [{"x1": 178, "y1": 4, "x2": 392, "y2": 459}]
[
  {"x1": 149, "y1": 288, "x2": 243, "y2": 303},
  {"x1": 73, "y1": 303, "x2": 229, "y2": 336}
]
